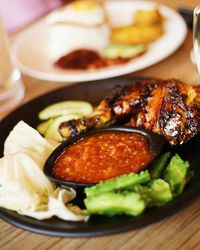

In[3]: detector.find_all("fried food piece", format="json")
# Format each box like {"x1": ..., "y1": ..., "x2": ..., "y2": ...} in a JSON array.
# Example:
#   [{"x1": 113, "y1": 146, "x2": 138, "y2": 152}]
[
  {"x1": 111, "y1": 25, "x2": 163, "y2": 44},
  {"x1": 134, "y1": 9, "x2": 163, "y2": 26},
  {"x1": 59, "y1": 79, "x2": 200, "y2": 145},
  {"x1": 59, "y1": 82, "x2": 144, "y2": 138},
  {"x1": 111, "y1": 8, "x2": 164, "y2": 44},
  {"x1": 128, "y1": 80, "x2": 200, "y2": 145}
]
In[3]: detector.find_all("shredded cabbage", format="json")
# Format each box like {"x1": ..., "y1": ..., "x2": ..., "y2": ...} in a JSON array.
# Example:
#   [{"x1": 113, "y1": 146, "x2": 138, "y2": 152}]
[
  {"x1": 0, "y1": 121, "x2": 85, "y2": 221},
  {"x1": 4, "y1": 121, "x2": 58, "y2": 168},
  {"x1": 20, "y1": 188, "x2": 84, "y2": 221}
]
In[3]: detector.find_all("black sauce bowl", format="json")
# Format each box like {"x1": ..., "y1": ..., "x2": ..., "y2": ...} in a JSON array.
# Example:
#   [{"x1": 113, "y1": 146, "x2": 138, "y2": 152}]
[{"x1": 43, "y1": 126, "x2": 166, "y2": 191}]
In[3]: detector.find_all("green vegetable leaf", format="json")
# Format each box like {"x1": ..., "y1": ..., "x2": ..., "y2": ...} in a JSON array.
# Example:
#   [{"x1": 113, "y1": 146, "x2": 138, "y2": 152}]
[
  {"x1": 85, "y1": 170, "x2": 150, "y2": 197},
  {"x1": 102, "y1": 44, "x2": 146, "y2": 59},
  {"x1": 133, "y1": 179, "x2": 173, "y2": 207},
  {"x1": 163, "y1": 154, "x2": 192, "y2": 196},
  {"x1": 150, "y1": 152, "x2": 171, "y2": 179},
  {"x1": 84, "y1": 191, "x2": 145, "y2": 217}
]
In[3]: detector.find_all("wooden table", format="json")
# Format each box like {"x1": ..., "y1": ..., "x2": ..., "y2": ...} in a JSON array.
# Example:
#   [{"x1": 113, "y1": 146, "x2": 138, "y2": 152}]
[{"x1": 1, "y1": 0, "x2": 200, "y2": 249}]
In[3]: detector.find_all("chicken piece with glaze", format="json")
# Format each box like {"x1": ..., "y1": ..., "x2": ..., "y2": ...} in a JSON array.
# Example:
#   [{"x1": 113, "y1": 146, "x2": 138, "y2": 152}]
[{"x1": 59, "y1": 79, "x2": 200, "y2": 145}]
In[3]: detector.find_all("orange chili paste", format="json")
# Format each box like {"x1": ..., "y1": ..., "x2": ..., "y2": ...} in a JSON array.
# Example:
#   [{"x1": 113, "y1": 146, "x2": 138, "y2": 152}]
[
  {"x1": 55, "y1": 49, "x2": 129, "y2": 70},
  {"x1": 53, "y1": 131, "x2": 154, "y2": 184}
]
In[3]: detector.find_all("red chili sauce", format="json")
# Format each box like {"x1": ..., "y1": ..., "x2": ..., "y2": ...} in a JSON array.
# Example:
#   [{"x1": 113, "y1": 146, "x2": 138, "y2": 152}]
[
  {"x1": 54, "y1": 49, "x2": 129, "y2": 70},
  {"x1": 53, "y1": 131, "x2": 154, "y2": 184}
]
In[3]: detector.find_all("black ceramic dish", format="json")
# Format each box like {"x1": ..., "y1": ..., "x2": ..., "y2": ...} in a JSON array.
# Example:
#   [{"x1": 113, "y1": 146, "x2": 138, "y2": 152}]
[
  {"x1": 44, "y1": 126, "x2": 165, "y2": 190},
  {"x1": 0, "y1": 76, "x2": 200, "y2": 238}
]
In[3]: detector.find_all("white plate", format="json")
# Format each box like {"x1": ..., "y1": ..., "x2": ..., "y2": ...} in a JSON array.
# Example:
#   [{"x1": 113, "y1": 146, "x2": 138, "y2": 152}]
[{"x1": 12, "y1": 0, "x2": 187, "y2": 83}]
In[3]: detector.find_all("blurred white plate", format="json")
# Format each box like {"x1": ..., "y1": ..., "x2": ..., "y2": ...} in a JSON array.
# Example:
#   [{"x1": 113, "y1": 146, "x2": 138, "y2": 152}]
[
  {"x1": 12, "y1": 0, "x2": 187, "y2": 83},
  {"x1": 190, "y1": 49, "x2": 195, "y2": 64}
]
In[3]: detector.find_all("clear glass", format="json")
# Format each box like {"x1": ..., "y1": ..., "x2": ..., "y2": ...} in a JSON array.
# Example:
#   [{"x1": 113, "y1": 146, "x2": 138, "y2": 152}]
[
  {"x1": 0, "y1": 17, "x2": 24, "y2": 114},
  {"x1": 193, "y1": 6, "x2": 200, "y2": 74}
]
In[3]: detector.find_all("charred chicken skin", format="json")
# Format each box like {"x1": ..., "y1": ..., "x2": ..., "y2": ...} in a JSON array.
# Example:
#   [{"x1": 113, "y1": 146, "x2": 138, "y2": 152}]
[{"x1": 59, "y1": 79, "x2": 200, "y2": 145}]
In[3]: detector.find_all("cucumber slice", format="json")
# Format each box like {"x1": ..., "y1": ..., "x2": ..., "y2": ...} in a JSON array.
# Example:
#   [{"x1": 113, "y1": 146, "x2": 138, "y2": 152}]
[
  {"x1": 37, "y1": 119, "x2": 53, "y2": 135},
  {"x1": 102, "y1": 44, "x2": 146, "y2": 59},
  {"x1": 44, "y1": 114, "x2": 82, "y2": 142},
  {"x1": 39, "y1": 101, "x2": 93, "y2": 120}
]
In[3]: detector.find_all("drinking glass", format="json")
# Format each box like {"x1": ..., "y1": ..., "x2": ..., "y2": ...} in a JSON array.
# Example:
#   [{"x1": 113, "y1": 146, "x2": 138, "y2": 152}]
[
  {"x1": 193, "y1": 6, "x2": 200, "y2": 74},
  {"x1": 0, "y1": 16, "x2": 24, "y2": 114}
]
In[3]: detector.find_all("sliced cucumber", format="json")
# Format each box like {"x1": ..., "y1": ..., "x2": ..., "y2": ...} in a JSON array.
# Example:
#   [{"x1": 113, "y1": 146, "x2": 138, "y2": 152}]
[
  {"x1": 102, "y1": 44, "x2": 146, "y2": 59},
  {"x1": 39, "y1": 101, "x2": 93, "y2": 120},
  {"x1": 37, "y1": 119, "x2": 53, "y2": 135},
  {"x1": 44, "y1": 114, "x2": 82, "y2": 142}
]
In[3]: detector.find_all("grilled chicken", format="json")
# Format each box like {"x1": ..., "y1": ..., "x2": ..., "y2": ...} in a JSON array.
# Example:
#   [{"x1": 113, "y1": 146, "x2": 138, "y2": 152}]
[
  {"x1": 59, "y1": 79, "x2": 200, "y2": 145},
  {"x1": 128, "y1": 79, "x2": 200, "y2": 145}
]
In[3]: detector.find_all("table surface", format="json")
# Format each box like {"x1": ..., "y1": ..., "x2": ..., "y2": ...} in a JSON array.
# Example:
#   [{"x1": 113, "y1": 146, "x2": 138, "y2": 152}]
[{"x1": 1, "y1": 0, "x2": 200, "y2": 249}]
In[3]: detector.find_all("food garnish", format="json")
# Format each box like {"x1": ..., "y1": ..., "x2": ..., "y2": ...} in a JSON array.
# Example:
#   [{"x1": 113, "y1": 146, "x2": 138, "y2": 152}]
[
  {"x1": 102, "y1": 44, "x2": 146, "y2": 59},
  {"x1": 84, "y1": 153, "x2": 193, "y2": 217},
  {"x1": 0, "y1": 121, "x2": 85, "y2": 221},
  {"x1": 85, "y1": 171, "x2": 150, "y2": 197},
  {"x1": 84, "y1": 192, "x2": 146, "y2": 217},
  {"x1": 150, "y1": 152, "x2": 171, "y2": 179},
  {"x1": 163, "y1": 154, "x2": 193, "y2": 197},
  {"x1": 38, "y1": 100, "x2": 93, "y2": 120},
  {"x1": 37, "y1": 100, "x2": 93, "y2": 141}
]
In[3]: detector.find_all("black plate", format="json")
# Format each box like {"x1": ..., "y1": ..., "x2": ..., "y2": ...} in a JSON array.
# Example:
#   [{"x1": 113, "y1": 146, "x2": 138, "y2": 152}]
[{"x1": 0, "y1": 76, "x2": 200, "y2": 237}]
